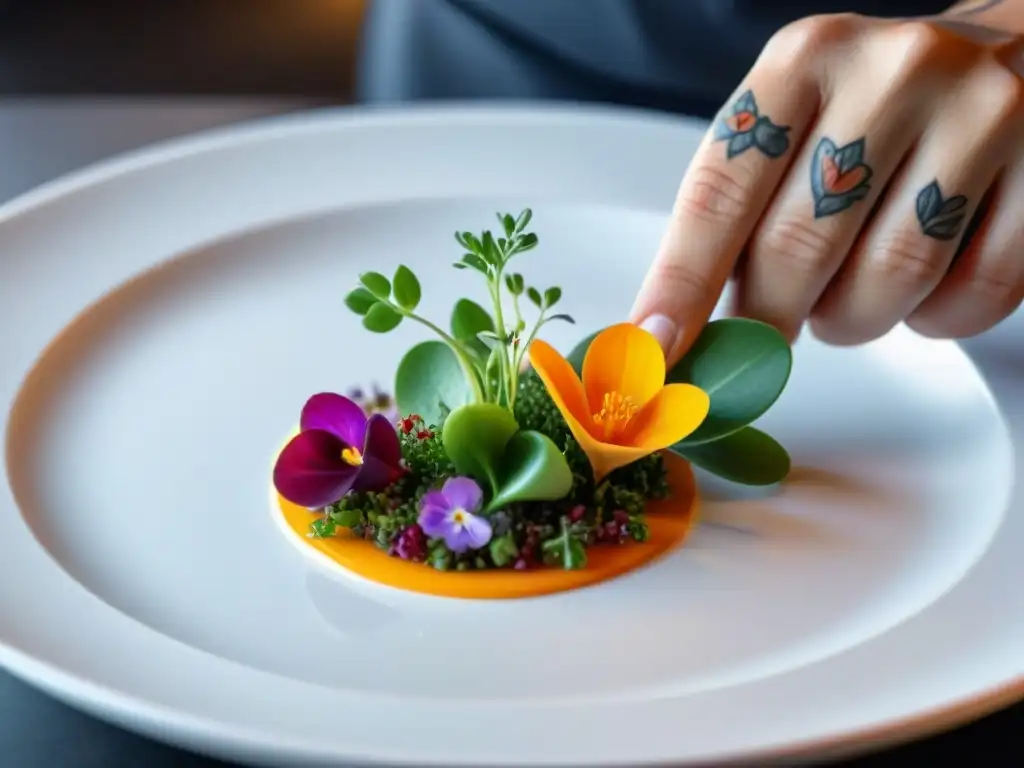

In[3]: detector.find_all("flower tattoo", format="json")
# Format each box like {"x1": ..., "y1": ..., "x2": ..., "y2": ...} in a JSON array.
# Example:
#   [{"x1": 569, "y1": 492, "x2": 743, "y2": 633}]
[
  {"x1": 809, "y1": 136, "x2": 873, "y2": 219},
  {"x1": 713, "y1": 90, "x2": 791, "y2": 159},
  {"x1": 916, "y1": 180, "x2": 968, "y2": 241}
]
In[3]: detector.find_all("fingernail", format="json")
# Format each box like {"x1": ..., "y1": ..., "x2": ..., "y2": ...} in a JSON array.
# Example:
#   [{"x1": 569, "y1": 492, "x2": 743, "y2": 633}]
[{"x1": 639, "y1": 314, "x2": 680, "y2": 358}]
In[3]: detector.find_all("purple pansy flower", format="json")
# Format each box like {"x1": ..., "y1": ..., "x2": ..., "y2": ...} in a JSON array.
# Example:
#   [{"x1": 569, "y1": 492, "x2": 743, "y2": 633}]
[
  {"x1": 274, "y1": 392, "x2": 403, "y2": 509},
  {"x1": 418, "y1": 477, "x2": 493, "y2": 553}
]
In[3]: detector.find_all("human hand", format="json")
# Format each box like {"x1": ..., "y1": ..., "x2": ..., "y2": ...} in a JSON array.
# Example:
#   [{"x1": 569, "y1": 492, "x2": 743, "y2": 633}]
[{"x1": 630, "y1": 7, "x2": 1024, "y2": 361}]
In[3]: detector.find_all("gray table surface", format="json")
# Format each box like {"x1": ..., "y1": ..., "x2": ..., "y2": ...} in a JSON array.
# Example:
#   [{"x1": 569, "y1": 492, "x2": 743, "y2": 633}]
[{"x1": 0, "y1": 99, "x2": 1020, "y2": 767}]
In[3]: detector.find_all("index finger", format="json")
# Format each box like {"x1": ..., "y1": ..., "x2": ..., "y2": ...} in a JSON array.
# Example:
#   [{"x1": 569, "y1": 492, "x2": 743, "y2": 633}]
[{"x1": 629, "y1": 69, "x2": 819, "y2": 362}]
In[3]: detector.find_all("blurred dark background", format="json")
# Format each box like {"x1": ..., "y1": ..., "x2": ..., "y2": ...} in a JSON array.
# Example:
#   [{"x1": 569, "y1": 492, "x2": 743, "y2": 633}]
[{"x1": 0, "y1": 0, "x2": 364, "y2": 97}]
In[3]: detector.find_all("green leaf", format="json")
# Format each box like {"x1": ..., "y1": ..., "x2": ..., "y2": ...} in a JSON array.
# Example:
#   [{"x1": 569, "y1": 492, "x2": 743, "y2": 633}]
[
  {"x1": 489, "y1": 531, "x2": 518, "y2": 567},
  {"x1": 671, "y1": 426, "x2": 790, "y2": 486},
  {"x1": 462, "y1": 232, "x2": 482, "y2": 253},
  {"x1": 486, "y1": 430, "x2": 573, "y2": 513},
  {"x1": 359, "y1": 271, "x2": 391, "y2": 300},
  {"x1": 526, "y1": 287, "x2": 543, "y2": 308},
  {"x1": 544, "y1": 287, "x2": 562, "y2": 307},
  {"x1": 362, "y1": 303, "x2": 402, "y2": 333},
  {"x1": 344, "y1": 287, "x2": 377, "y2": 316},
  {"x1": 392, "y1": 265, "x2": 421, "y2": 311},
  {"x1": 442, "y1": 403, "x2": 519, "y2": 494},
  {"x1": 395, "y1": 341, "x2": 474, "y2": 425},
  {"x1": 518, "y1": 233, "x2": 539, "y2": 252},
  {"x1": 505, "y1": 273, "x2": 525, "y2": 296},
  {"x1": 566, "y1": 330, "x2": 599, "y2": 375},
  {"x1": 329, "y1": 507, "x2": 362, "y2": 528},
  {"x1": 548, "y1": 313, "x2": 575, "y2": 325},
  {"x1": 514, "y1": 208, "x2": 533, "y2": 232},
  {"x1": 541, "y1": 519, "x2": 587, "y2": 570},
  {"x1": 481, "y1": 231, "x2": 500, "y2": 265},
  {"x1": 452, "y1": 262, "x2": 468, "y2": 270},
  {"x1": 501, "y1": 213, "x2": 516, "y2": 238},
  {"x1": 669, "y1": 318, "x2": 792, "y2": 445},
  {"x1": 451, "y1": 299, "x2": 495, "y2": 341},
  {"x1": 461, "y1": 253, "x2": 488, "y2": 273}
]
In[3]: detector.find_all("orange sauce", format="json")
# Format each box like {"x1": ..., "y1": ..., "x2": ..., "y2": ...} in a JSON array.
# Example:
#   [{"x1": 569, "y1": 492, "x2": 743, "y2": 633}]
[{"x1": 275, "y1": 453, "x2": 698, "y2": 599}]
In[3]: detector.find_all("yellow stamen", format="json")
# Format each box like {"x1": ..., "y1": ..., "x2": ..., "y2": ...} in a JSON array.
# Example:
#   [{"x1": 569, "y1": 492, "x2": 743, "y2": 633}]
[
  {"x1": 592, "y1": 391, "x2": 639, "y2": 441},
  {"x1": 451, "y1": 509, "x2": 467, "y2": 527},
  {"x1": 341, "y1": 446, "x2": 364, "y2": 466}
]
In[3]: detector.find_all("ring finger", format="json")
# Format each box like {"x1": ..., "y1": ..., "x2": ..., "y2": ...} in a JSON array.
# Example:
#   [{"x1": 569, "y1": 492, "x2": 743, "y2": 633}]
[
  {"x1": 735, "y1": 44, "x2": 932, "y2": 339},
  {"x1": 809, "y1": 64, "x2": 1021, "y2": 343}
]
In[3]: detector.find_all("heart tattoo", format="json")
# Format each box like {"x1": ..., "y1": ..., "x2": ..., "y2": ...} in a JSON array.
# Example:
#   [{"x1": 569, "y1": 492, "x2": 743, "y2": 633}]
[
  {"x1": 810, "y1": 137, "x2": 873, "y2": 219},
  {"x1": 713, "y1": 90, "x2": 791, "y2": 160},
  {"x1": 916, "y1": 180, "x2": 968, "y2": 241}
]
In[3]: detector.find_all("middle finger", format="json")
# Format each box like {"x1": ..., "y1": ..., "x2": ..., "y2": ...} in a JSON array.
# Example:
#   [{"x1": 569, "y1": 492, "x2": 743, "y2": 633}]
[{"x1": 735, "y1": 44, "x2": 930, "y2": 338}]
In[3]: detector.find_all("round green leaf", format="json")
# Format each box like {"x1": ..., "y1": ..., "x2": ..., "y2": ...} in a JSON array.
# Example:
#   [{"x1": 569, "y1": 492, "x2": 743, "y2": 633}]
[
  {"x1": 442, "y1": 403, "x2": 519, "y2": 493},
  {"x1": 359, "y1": 271, "x2": 391, "y2": 299},
  {"x1": 566, "y1": 330, "x2": 599, "y2": 375},
  {"x1": 671, "y1": 426, "x2": 790, "y2": 486},
  {"x1": 544, "y1": 287, "x2": 562, "y2": 307},
  {"x1": 392, "y1": 265, "x2": 421, "y2": 311},
  {"x1": 451, "y1": 299, "x2": 495, "y2": 341},
  {"x1": 362, "y1": 303, "x2": 402, "y2": 333},
  {"x1": 486, "y1": 430, "x2": 573, "y2": 513},
  {"x1": 669, "y1": 318, "x2": 792, "y2": 445},
  {"x1": 526, "y1": 287, "x2": 543, "y2": 308},
  {"x1": 344, "y1": 287, "x2": 377, "y2": 316},
  {"x1": 394, "y1": 341, "x2": 473, "y2": 425}
]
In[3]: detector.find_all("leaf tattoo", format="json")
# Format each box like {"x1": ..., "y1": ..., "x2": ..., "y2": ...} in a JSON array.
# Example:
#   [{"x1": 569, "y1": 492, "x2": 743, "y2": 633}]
[
  {"x1": 809, "y1": 137, "x2": 873, "y2": 219},
  {"x1": 713, "y1": 90, "x2": 791, "y2": 160},
  {"x1": 916, "y1": 180, "x2": 968, "y2": 241}
]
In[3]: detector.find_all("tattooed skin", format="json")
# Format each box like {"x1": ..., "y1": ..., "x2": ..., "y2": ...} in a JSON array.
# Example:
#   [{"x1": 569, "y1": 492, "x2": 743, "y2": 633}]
[
  {"x1": 713, "y1": 90, "x2": 791, "y2": 159},
  {"x1": 809, "y1": 137, "x2": 873, "y2": 218},
  {"x1": 916, "y1": 180, "x2": 968, "y2": 240}
]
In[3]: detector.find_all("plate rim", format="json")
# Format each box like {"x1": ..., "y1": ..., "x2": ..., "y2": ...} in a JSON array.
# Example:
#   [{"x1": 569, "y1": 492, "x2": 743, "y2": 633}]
[{"x1": 0, "y1": 102, "x2": 1020, "y2": 766}]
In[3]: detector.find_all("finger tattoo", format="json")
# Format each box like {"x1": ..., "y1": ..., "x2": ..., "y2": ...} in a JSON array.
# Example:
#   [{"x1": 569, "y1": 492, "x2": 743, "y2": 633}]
[
  {"x1": 915, "y1": 180, "x2": 969, "y2": 241},
  {"x1": 713, "y1": 90, "x2": 792, "y2": 159},
  {"x1": 810, "y1": 136, "x2": 873, "y2": 218}
]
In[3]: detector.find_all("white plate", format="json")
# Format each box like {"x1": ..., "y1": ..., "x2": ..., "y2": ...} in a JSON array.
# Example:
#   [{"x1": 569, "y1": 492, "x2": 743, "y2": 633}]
[{"x1": 0, "y1": 104, "x2": 1021, "y2": 767}]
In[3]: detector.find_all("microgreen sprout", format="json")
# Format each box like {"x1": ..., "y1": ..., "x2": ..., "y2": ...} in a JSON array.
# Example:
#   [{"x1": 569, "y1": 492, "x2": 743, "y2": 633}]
[{"x1": 343, "y1": 209, "x2": 574, "y2": 412}]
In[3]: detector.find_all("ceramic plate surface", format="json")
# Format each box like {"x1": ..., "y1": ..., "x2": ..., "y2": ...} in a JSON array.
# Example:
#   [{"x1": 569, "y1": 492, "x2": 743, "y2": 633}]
[{"x1": 0, "y1": 105, "x2": 1021, "y2": 767}]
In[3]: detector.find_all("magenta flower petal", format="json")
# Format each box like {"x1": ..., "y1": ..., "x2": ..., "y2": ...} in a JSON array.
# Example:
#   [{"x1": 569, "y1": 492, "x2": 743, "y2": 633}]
[
  {"x1": 273, "y1": 429, "x2": 359, "y2": 508},
  {"x1": 440, "y1": 477, "x2": 483, "y2": 514},
  {"x1": 352, "y1": 413, "x2": 403, "y2": 492},
  {"x1": 300, "y1": 393, "x2": 367, "y2": 448}
]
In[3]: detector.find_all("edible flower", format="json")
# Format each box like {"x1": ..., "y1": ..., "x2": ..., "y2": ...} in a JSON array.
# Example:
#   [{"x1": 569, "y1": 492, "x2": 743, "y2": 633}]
[
  {"x1": 528, "y1": 323, "x2": 710, "y2": 481},
  {"x1": 418, "y1": 477, "x2": 493, "y2": 553},
  {"x1": 274, "y1": 392, "x2": 403, "y2": 509}
]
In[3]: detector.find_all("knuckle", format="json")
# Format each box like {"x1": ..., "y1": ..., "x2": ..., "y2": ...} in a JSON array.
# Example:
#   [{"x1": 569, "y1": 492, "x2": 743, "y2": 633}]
[
  {"x1": 675, "y1": 164, "x2": 750, "y2": 226},
  {"x1": 888, "y1": 20, "x2": 946, "y2": 63},
  {"x1": 755, "y1": 216, "x2": 835, "y2": 275},
  {"x1": 652, "y1": 261, "x2": 716, "y2": 301},
  {"x1": 767, "y1": 13, "x2": 861, "y2": 60},
  {"x1": 967, "y1": 260, "x2": 1023, "y2": 307},
  {"x1": 869, "y1": 230, "x2": 948, "y2": 286},
  {"x1": 973, "y1": 62, "x2": 1024, "y2": 121}
]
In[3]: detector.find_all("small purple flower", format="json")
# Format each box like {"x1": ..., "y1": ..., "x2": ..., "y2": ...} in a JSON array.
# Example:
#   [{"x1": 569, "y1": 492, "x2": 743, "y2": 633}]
[
  {"x1": 418, "y1": 477, "x2": 492, "y2": 553},
  {"x1": 274, "y1": 393, "x2": 403, "y2": 509}
]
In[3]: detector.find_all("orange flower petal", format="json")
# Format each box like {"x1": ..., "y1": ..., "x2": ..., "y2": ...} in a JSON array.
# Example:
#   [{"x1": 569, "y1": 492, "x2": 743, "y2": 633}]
[
  {"x1": 572, "y1": 429, "x2": 658, "y2": 483},
  {"x1": 582, "y1": 323, "x2": 666, "y2": 413},
  {"x1": 528, "y1": 338, "x2": 597, "y2": 441},
  {"x1": 626, "y1": 383, "x2": 710, "y2": 451}
]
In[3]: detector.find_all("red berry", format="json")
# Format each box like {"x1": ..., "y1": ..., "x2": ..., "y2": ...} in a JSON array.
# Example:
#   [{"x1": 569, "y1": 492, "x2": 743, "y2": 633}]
[
  {"x1": 417, "y1": 429, "x2": 433, "y2": 440},
  {"x1": 400, "y1": 417, "x2": 416, "y2": 434}
]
